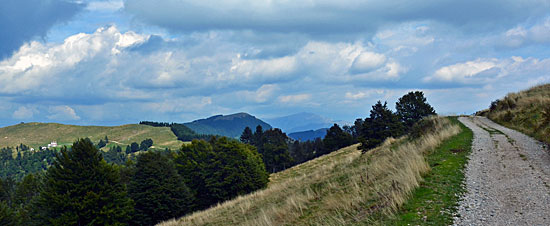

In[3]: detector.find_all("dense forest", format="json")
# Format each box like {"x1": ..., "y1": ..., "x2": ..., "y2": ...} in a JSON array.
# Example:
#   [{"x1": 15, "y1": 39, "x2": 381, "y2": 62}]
[
  {"x1": 139, "y1": 121, "x2": 214, "y2": 141},
  {"x1": 0, "y1": 91, "x2": 435, "y2": 225}
]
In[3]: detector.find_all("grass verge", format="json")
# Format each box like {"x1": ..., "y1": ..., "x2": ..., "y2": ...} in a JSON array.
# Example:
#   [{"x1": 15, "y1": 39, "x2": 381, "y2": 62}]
[{"x1": 380, "y1": 116, "x2": 473, "y2": 225}]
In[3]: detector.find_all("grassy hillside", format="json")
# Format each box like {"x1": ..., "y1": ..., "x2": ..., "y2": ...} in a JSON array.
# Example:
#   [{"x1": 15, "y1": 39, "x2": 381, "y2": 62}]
[
  {"x1": 0, "y1": 122, "x2": 184, "y2": 150},
  {"x1": 160, "y1": 117, "x2": 463, "y2": 225},
  {"x1": 478, "y1": 83, "x2": 550, "y2": 144}
]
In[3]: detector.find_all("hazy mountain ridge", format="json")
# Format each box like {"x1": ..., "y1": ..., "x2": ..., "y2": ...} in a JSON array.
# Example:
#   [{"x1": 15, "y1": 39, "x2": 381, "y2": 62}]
[
  {"x1": 266, "y1": 112, "x2": 335, "y2": 133},
  {"x1": 183, "y1": 112, "x2": 272, "y2": 138},
  {"x1": 288, "y1": 128, "x2": 328, "y2": 141}
]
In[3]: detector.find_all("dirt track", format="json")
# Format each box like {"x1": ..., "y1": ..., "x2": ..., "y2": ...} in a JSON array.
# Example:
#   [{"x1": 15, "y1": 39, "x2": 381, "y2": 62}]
[{"x1": 454, "y1": 116, "x2": 550, "y2": 225}]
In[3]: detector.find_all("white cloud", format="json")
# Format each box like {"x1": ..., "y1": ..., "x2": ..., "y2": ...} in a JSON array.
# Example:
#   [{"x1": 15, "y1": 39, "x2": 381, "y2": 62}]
[
  {"x1": 279, "y1": 94, "x2": 311, "y2": 104},
  {"x1": 502, "y1": 17, "x2": 550, "y2": 47},
  {"x1": 0, "y1": 26, "x2": 148, "y2": 94},
  {"x1": 146, "y1": 96, "x2": 213, "y2": 114},
  {"x1": 425, "y1": 57, "x2": 550, "y2": 85},
  {"x1": 350, "y1": 52, "x2": 386, "y2": 73},
  {"x1": 345, "y1": 91, "x2": 368, "y2": 100},
  {"x1": 427, "y1": 59, "x2": 497, "y2": 82},
  {"x1": 86, "y1": 1, "x2": 124, "y2": 12},
  {"x1": 47, "y1": 106, "x2": 80, "y2": 120},
  {"x1": 230, "y1": 56, "x2": 298, "y2": 81},
  {"x1": 12, "y1": 106, "x2": 35, "y2": 119}
]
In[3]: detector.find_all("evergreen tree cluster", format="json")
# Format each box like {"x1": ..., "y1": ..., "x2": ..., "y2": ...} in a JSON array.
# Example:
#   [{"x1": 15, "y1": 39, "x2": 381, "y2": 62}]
[
  {"x1": 139, "y1": 121, "x2": 214, "y2": 141},
  {"x1": 138, "y1": 121, "x2": 171, "y2": 127},
  {"x1": 0, "y1": 137, "x2": 269, "y2": 226},
  {"x1": 96, "y1": 136, "x2": 109, "y2": 149},
  {"x1": 240, "y1": 123, "x2": 355, "y2": 173},
  {"x1": 175, "y1": 137, "x2": 268, "y2": 209},
  {"x1": 240, "y1": 126, "x2": 294, "y2": 173},
  {"x1": 0, "y1": 146, "x2": 57, "y2": 181},
  {"x1": 354, "y1": 91, "x2": 436, "y2": 152}
]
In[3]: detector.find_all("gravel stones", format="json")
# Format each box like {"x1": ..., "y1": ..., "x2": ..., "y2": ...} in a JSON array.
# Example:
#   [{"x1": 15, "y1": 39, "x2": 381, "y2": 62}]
[{"x1": 454, "y1": 117, "x2": 550, "y2": 226}]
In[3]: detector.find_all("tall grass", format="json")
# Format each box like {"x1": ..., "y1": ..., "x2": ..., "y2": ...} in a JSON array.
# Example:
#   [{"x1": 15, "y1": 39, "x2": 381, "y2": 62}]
[
  {"x1": 159, "y1": 117, "x2": 461, "y2": 226},
  {"x1": 481, "y1": 83, "x2": 550, "y2": 143}
]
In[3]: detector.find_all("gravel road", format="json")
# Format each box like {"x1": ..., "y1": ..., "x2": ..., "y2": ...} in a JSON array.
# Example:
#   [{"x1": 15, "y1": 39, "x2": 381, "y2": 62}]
[{"x1": 454, "y1": 116, "x2": 550, "y2": 225}]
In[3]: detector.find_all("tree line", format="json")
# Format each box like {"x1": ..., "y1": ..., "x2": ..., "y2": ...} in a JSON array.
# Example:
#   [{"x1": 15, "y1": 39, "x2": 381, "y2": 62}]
[
  {"x1": 240, "y1": 91, "x2": 436, "y2": 172},
  {"x1": 0, "y1": 137, "x2": 269, "y2": 226},
  {"x1": 139, "y1": 121, "x2": 214, "y2": 141}
]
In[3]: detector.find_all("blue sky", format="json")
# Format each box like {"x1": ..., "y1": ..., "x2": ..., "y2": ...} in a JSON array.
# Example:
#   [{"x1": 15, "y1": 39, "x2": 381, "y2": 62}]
[{"x1": 1, "y1": 0, "x2": 550, "y2": 127}]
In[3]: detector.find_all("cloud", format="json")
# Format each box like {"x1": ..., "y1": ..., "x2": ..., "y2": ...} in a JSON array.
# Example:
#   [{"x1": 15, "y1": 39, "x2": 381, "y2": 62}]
[
  {"x1": 425, "y1": 59, "x2": 497, "y2": 83},
  {"x1": 345, "y1": 91, "x2": 368, "y2": 100},
  {"x1": 124, "y1": 0, "x2": 548, "y2": 35},
  {"x1": 350, "y1": 52, "x2": 387, "y2": 73},
  {"x1": 12, "y1": 106, "x2": 35, "y2": 119},
  {"x1": 230, "y1": 56, "x2": 298, "y2": 82},
  {"x1": 47, "y1": 106, "x2": 80, "y2": 120},
  {"x1": 86, "y1": 0, "x2": 124, "y2": 12},
  {"x1": 424, "y1": 57, "x2": 550, "y2": 85},
  {"x1": 502, "y1": 17, "x2": 550, "y2": 47},
  {"x1": 0, "y1": 0, "x2": 84, "y2": 58},
  {"x1": 279, "y1": 94, "x2": 311, "y2": 104},
  {"x1": 0, "y1": 26, "x2": 148, "y2": 97}
]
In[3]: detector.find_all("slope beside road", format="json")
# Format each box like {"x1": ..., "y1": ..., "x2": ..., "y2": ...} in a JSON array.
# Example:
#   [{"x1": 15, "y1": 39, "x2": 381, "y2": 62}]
[{"x1": 455, "y1": 116, "x2": 550, "y2": 225}]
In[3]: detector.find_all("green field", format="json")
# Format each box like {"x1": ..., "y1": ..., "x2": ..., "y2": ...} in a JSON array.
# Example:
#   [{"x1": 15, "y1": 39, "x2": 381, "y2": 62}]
[{"x1": 0, "y1": 122, "x2": 184, "y2": 151}]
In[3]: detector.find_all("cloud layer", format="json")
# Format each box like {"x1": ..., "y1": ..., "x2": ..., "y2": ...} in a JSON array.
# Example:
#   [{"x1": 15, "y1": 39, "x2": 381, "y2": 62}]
[
  {"x1": 125, "y1": 0, "x2": 549, "y2": 34},
  {"x1": 0, "y1": 0, "x2": 84, "y2": 59},
  {"x1": 1, "y1": 0, "x2": 550, "y2": 126}
]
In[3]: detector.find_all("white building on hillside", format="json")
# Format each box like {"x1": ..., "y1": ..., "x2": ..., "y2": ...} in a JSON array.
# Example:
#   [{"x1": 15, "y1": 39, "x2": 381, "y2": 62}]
[{"x1": 47, "y1": 141, "x2": 58, "y2": 148}]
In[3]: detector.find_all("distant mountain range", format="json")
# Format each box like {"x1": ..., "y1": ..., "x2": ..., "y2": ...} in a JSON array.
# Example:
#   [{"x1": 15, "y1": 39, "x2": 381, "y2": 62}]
[
  {"x1": 184, "y1": 113, "x2": 272, "y2": 138},
  {"x1": 288, "y1": 128, "x2": 328, "y2": 141},
  {"x1": 265, "y1": 112, "x2": 334, "y2": 133}
]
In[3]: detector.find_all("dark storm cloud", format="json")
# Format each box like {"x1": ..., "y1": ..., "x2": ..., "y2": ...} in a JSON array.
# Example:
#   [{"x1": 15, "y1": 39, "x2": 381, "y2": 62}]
[{"x1": 0, "y1": 0, "x2": 84, "y2": 59}]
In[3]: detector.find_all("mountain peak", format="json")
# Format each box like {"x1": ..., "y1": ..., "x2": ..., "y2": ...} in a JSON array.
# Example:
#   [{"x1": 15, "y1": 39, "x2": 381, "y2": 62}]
[{"x1": 185, "y1": 113, "x2": 271, "y2": 138}]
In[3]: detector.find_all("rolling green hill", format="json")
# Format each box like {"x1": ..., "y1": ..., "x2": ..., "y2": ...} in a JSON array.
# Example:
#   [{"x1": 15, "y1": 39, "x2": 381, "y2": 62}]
[
  {"x1": 184, "y1": 112, "x2": 272, "y2": 138},
  {"x1": 0, "y1": 122, "x2": 184, "y2": 150},
  {"x1": 477, "y1": 83, "x2": 550, "y2": 143}
]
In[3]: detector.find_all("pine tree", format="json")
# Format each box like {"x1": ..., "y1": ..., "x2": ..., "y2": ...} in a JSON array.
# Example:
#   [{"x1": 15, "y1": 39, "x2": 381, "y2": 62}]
[
  {"x1": 128, "y1": 152, "x2": 194, "y2": 226},
  {"x1": 360, "y1": 101, "x2": 404, "y2": 152},
  {"x1": 240, "y1": 126, "x2": 254, "y2": 144},
  {"x1": 139, "y1": 139, "x2": 153, "y2": 151},
  {"x1": 323, "y1": 124, "x2": 354, "y2": 152},
  {"x1": 0, "y1": 201, "x2": 14, "y2": 226},
  {"x1": 396, "y1": 91, "x2": 436, "y2": 128},
  {"x1": 175, "y1": 138, "x2": 268, "y2": 209},
  {"x1": 14, "y1": 173, "x2": 41, "y2": 225},
  {"x1": 33, "y1": 138, "x2": 133, "y2": 225}
]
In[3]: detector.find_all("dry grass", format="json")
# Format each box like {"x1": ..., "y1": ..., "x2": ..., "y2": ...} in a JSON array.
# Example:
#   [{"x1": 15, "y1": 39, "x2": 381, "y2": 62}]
[
  {"x1": 483, "y1": 83, "x2": 550, "y2": 143},
  {"x1": 0, "y1": 122, "x2": 184, "y2": 150},
  {"x1": 158, "y1": 117, "x2": 461, "y2": 226}
]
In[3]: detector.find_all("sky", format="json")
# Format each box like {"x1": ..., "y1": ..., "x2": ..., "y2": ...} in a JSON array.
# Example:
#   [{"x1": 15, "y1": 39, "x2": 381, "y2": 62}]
[{"x1": 1, "y1": 0, "x2": 550, "y2": 127}]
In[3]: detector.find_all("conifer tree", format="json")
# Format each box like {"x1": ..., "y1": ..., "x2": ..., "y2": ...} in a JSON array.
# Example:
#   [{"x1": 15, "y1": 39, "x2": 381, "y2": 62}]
[
  {"x1": 33, "y1": 138, "x2": 133, "y2": 225},
  {"x1": 323, "y1": 124, "x2": 354, "y2": 152},
  {"x1": 175, "y1": 138, "x2": 268, "y2": 209},
  {"x1": 396, "y1": 91, "x2": 436, "y2": 128},
  {"x1": 128, "y1": 152, "x2": 194, "y2": 226},
  {"x1": 0, "y1": 201, "x2": 14, "y2": 226},
  {"x1": 240, "y1": 126, "x2": 254, "y2": 144},
  {"x1": 360, "y1": 101, "x2": 404, "y2": 152}
]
